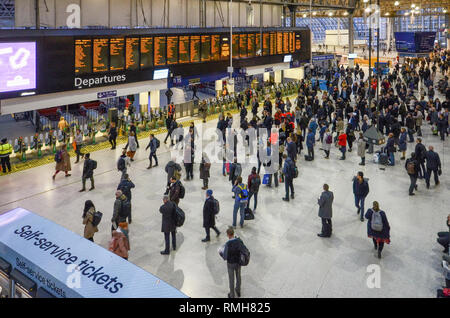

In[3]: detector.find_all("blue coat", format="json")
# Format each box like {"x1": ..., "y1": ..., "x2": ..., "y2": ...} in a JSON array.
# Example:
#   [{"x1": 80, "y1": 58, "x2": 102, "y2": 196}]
[
  {"x1": 424, "y1": 150, "x2": 441, "y2": 170},
  {"x1": 309, "y1": 120, "x2": 318, "y2": 134},
  {"x1": 306, "y1": 132, "x2": 315, "y2": 148},
  {"x1": 365, "y1": 209, "x2": 390, "y2": 239},
  {"x1": 352, "y1": 177, "x2": 369, "y2": 197},
  {"x1": 398, "y1": 132, "x2": 407, "y2": 151}
]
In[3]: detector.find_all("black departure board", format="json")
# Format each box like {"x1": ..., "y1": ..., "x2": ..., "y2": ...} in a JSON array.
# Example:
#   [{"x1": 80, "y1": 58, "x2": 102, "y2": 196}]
[
  {"x1": 110, "y1": 37, "x2": 125, "y2": 71},
  {"x1": 232, "y1": 34, "x2": 239, "y2": 58},
  {"x1": 247, "y1": 33, "x2": 255, "y2": 58},
  {"x1": 93, "y1": 38, "x2": 109, "y2": 72},
  {"x1": 289, "y1": 32, "x2": 295, "y2": 53},
  {"x1": 201, "y1": 35, "x2": 211, "y2": 62},
  {"x1": 221, "y1": 36, "x2": 230, "y2": 60},
  {"x1": 167, "y1": 36, "x2": 178, "y2": 65},
  {"x1": 239, "y1": 34, "x2": 247, "y2": 58},
  {"x1": 295, "y1": 33, "x2": 301, "y2": 51},
  {"x1": 190, "y1": 35, "x2": 201, "y2": 63},
  {"x1": 283, "y1": 32, "x2": 289, "y2": 54},
  {"x1": 178, "y1": 36, "x2": 190, "y2": 63},
  {"x1": 276, "y1": 32, "x2": 283, "y2": 55},
  {"x1": 126, "y1": 38, "x2": 139, "y2": 70},
  {"x1": 211, "y1": 35, "x2": 220, "y2": 61},
  {"x1": 255, "y1": 34, "x2": 261, "y2": 55},
  {"x1": 154, "y1": 36, "x2": 166, "y2": 66},
  {"x1": 75, "y1": 39, "x2": 92, "y2": 74},
  {"x1": 263, "y1": 33, "x2": 270, "y2": 56},
  {"x1": 140, "y1": 37, "x2": 153, "y2": 68}
]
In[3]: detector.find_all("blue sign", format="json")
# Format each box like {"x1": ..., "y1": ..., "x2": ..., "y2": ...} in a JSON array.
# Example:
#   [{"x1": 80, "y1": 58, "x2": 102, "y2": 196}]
[
  {"x1": 395, "y1": 32, "x2": 436, "y2": 53},
  {"x1": 312, "y1": 54, "x2": 335, "y2": 61},
  {"x1": 97, "y1": 90, "x2": 117, "y2": 99},
  {"x1": 264, "y1": 67, "x2": 273, "y2": 72},
  {"x1": 0, "y1": 208, "x2": 188, "y2": 298}
]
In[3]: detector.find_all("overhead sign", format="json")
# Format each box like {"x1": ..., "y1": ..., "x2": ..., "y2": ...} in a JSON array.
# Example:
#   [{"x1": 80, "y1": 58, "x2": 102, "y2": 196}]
[
  {"x1": 0, "y1": 208, "x2": 187, "y2": 298},
  {"x1": 97, "y1": 90, "x2": 117, "y2": 99},
  {"x1": 312, "y1": 54, "x2": 335, "y2": 61}
]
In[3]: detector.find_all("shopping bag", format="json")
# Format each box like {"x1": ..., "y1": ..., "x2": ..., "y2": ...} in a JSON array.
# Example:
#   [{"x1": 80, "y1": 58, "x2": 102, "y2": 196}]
[
  {"x1": 262, "y1": 174, "x2": 270, "y2": 185},
  {"x1": 225, "y1": 162, "x2": 230, "y2": 174}
]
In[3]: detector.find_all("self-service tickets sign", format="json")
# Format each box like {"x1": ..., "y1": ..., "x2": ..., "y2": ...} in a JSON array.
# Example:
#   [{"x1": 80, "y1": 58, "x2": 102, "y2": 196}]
[{"x1": 0, "y1": 208, "x2": 187, "y2": 298}]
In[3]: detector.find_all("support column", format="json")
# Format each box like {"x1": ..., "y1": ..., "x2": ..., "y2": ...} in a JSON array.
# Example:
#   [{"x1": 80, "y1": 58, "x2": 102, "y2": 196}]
[
  {"x1": 139, "y1": 92, "x2": 149, "y2": 113},
  {"x1": 274, "y1": 70, "x2": 282, "y2": 84},
  {"x1": 288, "y1": 5, "x2": 296, "y2": 28},
  {"x1": 150, "y1": 90, "x2": 160, "y2": 111},
  {"x1": 348, "y1": 11, "x2": 354, "y2": 68},
  {"x1": 263, "y1": 72, "x2": 270, "y2": 82}
]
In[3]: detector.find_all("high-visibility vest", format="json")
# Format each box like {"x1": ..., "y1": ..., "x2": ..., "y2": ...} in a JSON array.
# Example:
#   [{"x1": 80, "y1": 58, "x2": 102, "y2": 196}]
[
  {"x1": 168, "y1": 105, "x2": 175, "y2": 115},
  {"x1": 0, "y1": 143, "x2": 12, "y2": 155}
]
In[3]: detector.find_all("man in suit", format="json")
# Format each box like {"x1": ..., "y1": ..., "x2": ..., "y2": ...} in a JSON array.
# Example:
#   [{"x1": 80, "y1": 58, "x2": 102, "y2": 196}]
[
  {"x1": 159, "y1": 195, "x2": 177, "y2": 255},
  {"x1": 317, "y1": 184, "x2": 334, "y2": 237},
  {"x1": 424, "y1": 145, "x2": 442, "y2": 189}
]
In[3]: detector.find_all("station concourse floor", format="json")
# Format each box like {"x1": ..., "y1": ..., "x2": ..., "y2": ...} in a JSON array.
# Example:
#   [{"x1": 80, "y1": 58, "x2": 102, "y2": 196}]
[{"x1": 1, "y1": 107, "x2": 448, "y2": 298}]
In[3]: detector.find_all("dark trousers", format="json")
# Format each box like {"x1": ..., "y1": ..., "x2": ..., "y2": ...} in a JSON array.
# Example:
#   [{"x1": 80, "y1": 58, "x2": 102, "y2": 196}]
[
  {"x1": 109, "y1": 136, "x2": 117, "y2": 148},
  {"x1": 355, "y1": 195, "x2": 365, "y2": 220},
  {"x1": 340, "y1": 146, "x2": 346, "y2": 159},
  {"x1": 134, "y1": 135, "x2": 140, "y2": 148},
  {"x1": 75, "y1": 144, "x2": 83, "y2": 162},
  {"x1": 439, "y1": 128, "x2": 446, "y2": 141},
  {"x1": 373, "y1": 239, "x2": 385, "y2": 253},
  {"x1": 248, "y1": 191, "x2": 258, "y2": 210},
  {"x1": 284, "y1": 177, "x2": 294, "y2": 199},
  {"x1": 87, "y1": 237, "x2": 94, "y2": 242},
  {"x1": 227, "y1": 263, "x2": 241, "y2": 298},
  {"x1": 268, "y1": 172, "x2": 278, "y2": 187},
  {"x1": 437, "y1": 232, "x2": 449, "y2": 252},
  {"x1": 324, "y1": 149, "x2": 330, "y2": 158},
  {"x1": 205, "y1": 226, "x2": 220, "y2": 239},
  {"x1": 164, "y1": 231, "x2": 176, "y2": 252},
  {"x1": 308, "y1": 147, "x2": 314, "y2": 159},
  {"x1": 149, "y1": 152, "x2": 158, "y2": 166},
  {"x1": 203, "y1": 178, "x2": 209, "y2": 188},
  {"x1": 82, "y1": 176, "x2": 94, "y2": 189},
  {"x1": 185, "y1": 164, "x2": 193, "y2": 179},
  {"x1": 425, "y1": 168, "x2": 439, "y2": 186},
  {"x1": 1, "y1": 156, "x2": 11, "y2": 172},
  {"x1": 409, "y1": 174, "x2": 417, "y2": 194},
  {"x1": 321, "y1": 218, "x2": 332, "y2": 236},
  {"x1": 164, "y1": 130, "x2": 174, "y2": 144}
]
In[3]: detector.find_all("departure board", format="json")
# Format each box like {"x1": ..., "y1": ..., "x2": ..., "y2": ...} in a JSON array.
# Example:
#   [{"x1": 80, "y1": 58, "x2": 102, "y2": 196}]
[
  {"x1": 221, "y1": 36, "x2": 230, "y2": 60},
  {"x1": 126, "y1": 38, "x2": 139, "y2": 70},
  {"x1": 110, "y1": 37, "x2": 125, "y2": 71},
  {"x1": 247, "y1": 33, "x2": 255, "y2": 58},
  {"x1": 75, "y1": 39, "x2": 92, "y2": 74},
  {"x1": 289, "y1": 32, "x2": 295, "y2": 53},
  {"x1": 239, "y1": 34, "x2": 247, "y2": 58},
  {"x1": 201, "y1": 35, "x2": 211, "y2": 62},
  {"x1": 93, "y1": 38, "x2": 109, "y2": 72},
  {"x1": 154, "y1": 36, "x2": 166, "y2": 66},
  {"x1": 190, "y1": 35, "x2": 201, "y2": 63},
  {"x1": 263, "y1": 33, "x2": 270, "y2": 56},
  {"x1": 283, "y1": 32, "x2": 289, "y2": 54},
  {"x1": 269, "y1": 32, "x2": 276, "y2": 55},
  {"x1": 232, "y1": 34, "x2": 239, "y2": 58},
  {"x1": 211, "y1": 35, "x2": 220, "y2": 61},
  {"x1": 276, "y1": 32, "x2": 283, "y2": 54},
  {"x1": 140, "y1": 37, "x2": 153, "y2": 68},
  {"x1": 255, "y1": 34, "x2": 260, "y2": 55},
  {"x1": 167, "y1": 36, "x2": 178, "y2": 65},
  {"x1": 178, "y1": 36, "x2": 190, "y2": 63},
  {"x1": 295, "y1": 33, "x2": 301, "y2": 51}
]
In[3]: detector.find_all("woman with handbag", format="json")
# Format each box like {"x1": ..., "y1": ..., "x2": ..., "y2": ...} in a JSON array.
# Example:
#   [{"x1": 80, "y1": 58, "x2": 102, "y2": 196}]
[
  {"x1": 124, "y1": 131, "x2": 137, "y2": 161},
  {"x1": 82, "y1": 200, "x2": 98, "y2": 242}
]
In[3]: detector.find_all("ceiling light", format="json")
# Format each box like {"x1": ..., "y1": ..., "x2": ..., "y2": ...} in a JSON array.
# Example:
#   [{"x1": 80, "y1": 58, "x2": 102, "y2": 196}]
[
  {"x1": 365, "y1": 8, "x2": 371, "y2": 13},
  {"x1": 303, "y1": 13, "x2": 307, "y2": 17},
  {"x1": 411, "y1": 4, "x2": 415, "y2": 8},
  {"x1": 344, "y1": 11, "x2": 349, "y2": 16},
  {"x1": 394, "y1": 1, "x2": 399, "y2": 5},
  {"x1": 404, "y1": 12, "x2": 409, "y2": 16},
  {"x1": 385, "y1": 12, "x2": 390, "y2": 16},
  {"x1": 363, "y1": 0, "x2": 369, "y2": 2},
  {"x1": 328, "y1": 12, "x2": 333, "y2": 16},
  {"x1": 443, "y1": 9, "x2": 447, "y2": 13},
  {"x1": 313, "y1": 11, "x2": 317, "y2": 16}
]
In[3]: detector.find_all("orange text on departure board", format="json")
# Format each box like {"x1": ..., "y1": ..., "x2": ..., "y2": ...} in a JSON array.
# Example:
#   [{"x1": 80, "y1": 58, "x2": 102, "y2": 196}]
[{"x1": 93, "y1": 38, "x2": 109, "y2": 72}]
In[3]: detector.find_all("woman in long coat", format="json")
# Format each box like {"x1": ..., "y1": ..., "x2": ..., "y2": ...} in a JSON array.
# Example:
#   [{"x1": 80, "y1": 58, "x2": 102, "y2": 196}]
[
  {"x1": 365, "y1": 201, "x2": 391, "y2": 259},
  {"x1": 52, "y1": 144, "x2": 71, "y2": 179},
  {"x1": 357, "y1": 132, "x2": 367, "y2": 165},
  {"x1": 398, "y1": 128, "x2": 407, "y2": 160},
  {"x1": 199, "y1": 153, "x2": 211, "y2": 190},
  {"x1": 82, "y1": 200, "x2": 98, "y2": 242},
  {"x1": 125, "y1": 131, "x2": 137, "y2": 161}
]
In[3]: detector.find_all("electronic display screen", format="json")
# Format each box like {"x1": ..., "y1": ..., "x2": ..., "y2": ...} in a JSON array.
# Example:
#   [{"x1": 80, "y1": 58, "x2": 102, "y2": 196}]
[
  {"x1": 269, "y1": 32, "x2": 276, "y2": 55},
  {"x1": 221, "y1": 36, "x2": 230, "y2": 60},
  {"x1": 263, "y1": 33, "x2": 270, "y2": 56},
  {"x1": 178, "y1": 36, "x2": 190, "y2": 63},
  {"x1": 255, "y1": 34, "x2": 260, "y2": 55},
  {"x1": 110, "y1": 37, "x2": 125, "y2": 71},
  {"x1": 239, "y1": 34, "x2": 247, "y2": 58},
  {"x1": 93, "y1": 38, "x2": 109, "y2": 72},
  {"x1": 190, "y1": 35, "x2": 201, "y2": 63},
  {"x1": 201, "y1": 35, "x2": 211, "y2": 62},
  {"x1": 153, "y1": 68, "x2": 169, "y2": 80},
  {"x1": 211, "y1": 35, "x2": 220, "y2": 61},
  {"x1": 289, "y1": 32, "x2": 295, "y2": 53},
  {"x1": 167, "y1": 36, "x2": 178, "y2": 65},
  {"x1": 0, "y1": 42, "x2": 36, "y2": 93},
  {"x1": 276, "y1": 32, "x2": 283, "y2": 54},
  {"x1": 295, "y1": 33, "x2": 301, "y2": 51},
  {"x1": 283, "y1": 32, "x2": 289, "y2": 54},
  {"x1": 140, "y1": 37, "x2": 153, "y2": 68},
  {"x1": 126, "y1": 38, "x2": 139, "y2": 70},
  {"x1": 232, "y1": 34, "x2": 239, "y2": 58},
  {"x1": 247, "y1": 33, "x2": 255, "y2": 58},
  {"x1": 75, "y1": 39, "x2": 92, "y2": 74},
  {"x1": 154, "y1": 37, "x2": 167, "y2": 66}
]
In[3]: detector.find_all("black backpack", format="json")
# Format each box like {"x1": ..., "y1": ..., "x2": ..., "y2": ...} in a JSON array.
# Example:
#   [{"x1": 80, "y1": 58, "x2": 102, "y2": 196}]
[
  {"x1": 250, "y1": 175, "x2": 261, "y2": 193},
  {"x1": 175, "y1": 205, "x2": 185, "y2": 227},
  {"x1": 155, "y1": 138, "x2": 160, "y2": 148},
  {"x1": 119, "y1": 199, "x2": 131, "y2": 220},
  {"x1": 90, "y1": 160, "x2": 97, "y2": 170},
  {"x1": 213, "y1": 198, "x2": 220, "y2": 215},
  {"x1": 117, "y1": 157, "x2": 125, "y2": 171},
  {"x1": 54, "y1": 151, "x2": 62, "y2": 163},
  {"x1": 92, "y1": 211, "x2": 103, "y2": 227},
  {"x1": 178, "y1": 181, "x2": 185, "y2": 199},
  {"x1": 238, "y1": 238, "x2": 250, "y2": 266}
]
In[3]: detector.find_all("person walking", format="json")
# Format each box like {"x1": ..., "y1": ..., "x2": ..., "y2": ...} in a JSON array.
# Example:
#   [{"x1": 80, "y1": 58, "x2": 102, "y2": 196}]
[
  {"x1": 199, "y1": 153, "x2": 211, "y2": 190},
  {"x1": 74, "y1": 128, "x2": 84, "y2": 163},
  {"x1": 168, "y1": 176, "x2": 182, "y2": 206},
  {"x1": 52, "y1": 145, "x2": 71, "y2": 180},
  {"x1": 414, "y1": 138, "x2": 427, "y2": 179},
  {"x1": 424, "y1": 145, "x2": 442, "y2": 189},
  {"x1": 220, "y1": 227, "x2": 245, "y2": 298},
  {"x1": 202, "y1": 189, "x2": 221, "y2": 242},
  {"x1": 247, "y1": 167, "x2": 261, "y2": 211},
  {"x1": 111, "y1": 190, "x2": 130, "y2": 232},
  {"x1": 365, "y1": 201, "x2": 391, "y2": 259},
  {"x1": 306, "y1": 128, "x2": 315, "y2": 160},
  {"x1": 386, "y1": 133, "x2": 396, "y2": 166},
  {"x1": 145, "y1": 134, "x2": 159, "y2": 169},
  {"x1": 117, "y1": 174, "x2": 135, "y2": 224},
  {"x1": 129, "y1": 122, "x2": 139, "y2": 149},
  {"x1": 232, "y1": 176, "x2": 248, "y2": 228},
  {"x1": 117, "y1": 150, "x2": 130, "y2": 180},
  {"x1": 165, "y1": 158, "x2": 182, "y2": 189},
  {"x1": 79, "y1": 153, "x2": 96, "y2": 192},
  {"x1": 405, "y1": 152, "x2": 419, "y2": 196},
  {"x1": 282, "y1": 154, "x2": 295, "y2": 202},
  {"x1": 82, "y1": 200, "x2": 98, "y2": 242},
  {"x1": 229, "y1": 158, "x2": 242, "y2": 196},
  {"x1": 108, "y1": 121, "x2": 117, "y2": 150},
  {"x1": 398, "y1": 127, "x2": 407, "y2": 160},
  {"x1": 109, "y1": 228, "x2": 130, "y2": 260},
  {"x1": 322, "y1": 128, "x2": 332, "y2": 159},
  {"x1": 124, "y1": 131, "x2": 137, "y2": 162},
  {"x1": 357, "y1": 132, "x2": 367, "y2": 165},
  {"x1": 353, "y1": 171, "x2": 370, "y2": 222},
  {"x1": 317, "y1": 184, "x2": 334, "y2": 237},
  {"x1": 160, "y1": 195, "x2": 177, "y2": 255},
  {"x1": 338, "y1": 130, "x2": 347, "y2": 160},
  {"x1": 0, "y1": 138, "x2": 12, "y2": 174}
]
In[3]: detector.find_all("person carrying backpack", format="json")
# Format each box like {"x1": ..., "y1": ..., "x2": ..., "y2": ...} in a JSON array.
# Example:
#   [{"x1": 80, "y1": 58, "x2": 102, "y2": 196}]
[
  {"x1": 111, "y1": 190, "x2": 130, "y2": 233},
  {"x1": 79, "y1": 153, "x2": 96, "y2": 192},
  {"x1": 405, "y1": 152, "x2": 419, "y2": 196},
  {"x1": 82, "y1": 200, "x2": 98, "y2": 242},
  {"x1": 365, "y1": 201, "x2": 390, "y2": 259},
  {"x1": 247, "y1": 167, "x2": 261, "y2": 211},
  {"x1": 322, "y1": 128, "x2": 332, "y2": 159},
  {"x1": 168, "y1": 176, "x2": 183, "y2": 206},
  {"x1": 202, "y1": 189, "x2": 221, "y2": 242},
  {"x1": 52, "y1": 144, "x2": 71, "y2": 180},
  {"x1": 160, "y1": 195, "x2": 177, "y2": 255},
  {"x1": 117, "y1": 174, "x2": 135, "y2": 224},
  {"x1": 282, "y1": 154, "x2": 295, "y2": 202},
  {"x1": 145, "y1": 134, "x2": 159, "y2": 169},
  {"x1": 232, "y1": 176, "x2": 248, "y2": 228},
  {"x1": 230, "y1": 158, "x2": 242, "y2": 196},
  {"x1": 117, "y1": 150, "x2": 130, "y2": 180}
]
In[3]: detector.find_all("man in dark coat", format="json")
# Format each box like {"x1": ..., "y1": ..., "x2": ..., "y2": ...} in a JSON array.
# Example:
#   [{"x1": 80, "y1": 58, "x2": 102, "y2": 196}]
[
  {"x1": 79, "y1": 153, "x2": 95, "y2": 192},
  {"x1": 168, "y1": 176, "x2": 181, "y2": 205},
  {"x1": 424, "y1": 145, "x2": 442, "y2": 189},
  {"x1": 353, "y1": 171, "x2": 369, "y2": 222},
  {"x1": 165, "y1": 159, "x2": 182, "y2": 189},
  {"x1": 117, "y1": 174, "x2": 135, "y2": 224},
  {"x1": 318, "y1": 184, "x2": 334, "y2": 237},
  {"x1": 405, "y1": 152, "x2": 419, "y2": 196},
  {"x1": 145, "y1": 134, "x2": 159, "y2": 169},
  {"x1": 414, "y1": 138, "x2": 427, "y2": 178},
  {"x1": 202, "y1": 190, "x2": 221, "y2": 242},
  {"x1": 282, "y1": 154, "x2": 295, "y2": 202},
  {"x1": 160, "y1": 195, "x2": 177, "y2": 255},
  {"x1": 286, "y1": 137, "x2": 297, "y2": 162}
]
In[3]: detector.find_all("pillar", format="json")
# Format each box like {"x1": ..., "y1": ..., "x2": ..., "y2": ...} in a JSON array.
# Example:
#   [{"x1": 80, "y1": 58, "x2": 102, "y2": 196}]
[
  {"x1": 139, "y1": 92, "x2": 149, "y2": 113},
  {"x1": 215, "y1": 80, "x2": 223, "y2": 97},
  {"x1": 274, "y1": 70, "x2": 282, "y2": 84},
  {"x1": 348, "y1": 11, "x2": 355, "y2": 68},
  {"x1": 150, "y1": 90, "x2": 160, "y2": 110},
  {"x1": 226, "y1": 80, "x2": 235, "y2": 93},
  {"x1": 288, "y1": 5, "x2": 296, "y2": 28},
  {"x1": 263, "y1": 72, "x2": 270, "y2": 82}
]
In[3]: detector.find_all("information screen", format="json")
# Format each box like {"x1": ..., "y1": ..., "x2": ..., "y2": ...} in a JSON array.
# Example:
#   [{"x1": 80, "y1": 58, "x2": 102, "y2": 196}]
[
  {"x1": 0, "y1": 42, "x2": 36, "y2": 93},
  {"x1": 283, "y1": 32, "x2": 289, "y2": 54},
  {"x1": 295, "y1": 33, "x2": 301, "y2": 51},
  {"x1": 289, "y1": 32, "x2": 295, "y2": 53},
  {"x1": 211, "y1": 35, "x2": 220, "y2": 61},
  {"x1": 269, "y1": 32, "x2": 276, "y2": 55},
  {"x1": 247, "y1": 33, "x2": 255, "y2": 58},
  {"x1": 190, "y1": 35, "x2": 201, "y2": 63},
  {"x1": 255, "y1": 34, "x2": 260, "y2": 55},
  {"x1": 276, "y1": 32, "x2": 283, "y2": 54},
  {"x1": 263, "y1": 33, "x2": 270, "y2": 56},
  {"x1": 126, "y1": 38, "x2": 139, "y2": 70},
  {"x1": 221, "y1": 36, "x2": 230, "y2": 60},
  {"x1": 93, "y1": 38, "x2": 109, "y2": 72},
  {"x1": 110, "y1": 37, "x2": 125, "y2": 71},
  {"x1": 232, "y1": 34, "x2": 239, "y2": 58},
  {"x1": 154, "y1": 36, "x2": 167, "y2": 66},
  {"x1": 178, "y1": 36, "x2": 190, "y2": 63},
  {"x1": 75, "y1": 39, "x2": 92, "y2": 74},
  {"x1": 167, "y1": 36, "x2": 178, "y2": 65},
  {"x1": 201, "y1": 35, "x2": 211, "y2": 62},
  {"x1": 239, "y1": 34, "x2": 247, "y2": 58},
  {"x1": 140, "y1": 37, "x2": 153, "y2": 68}
]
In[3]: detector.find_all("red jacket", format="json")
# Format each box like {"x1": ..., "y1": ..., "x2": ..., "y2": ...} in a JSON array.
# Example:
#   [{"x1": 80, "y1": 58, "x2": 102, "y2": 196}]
[{"x1": 338, "y1": 133, "x2": 347, "y2": 146}]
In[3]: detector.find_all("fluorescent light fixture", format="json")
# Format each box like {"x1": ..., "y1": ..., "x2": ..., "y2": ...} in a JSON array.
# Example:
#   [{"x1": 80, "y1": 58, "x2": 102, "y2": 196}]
[
  {"x1": 328, "y1": 12, "x2": 333, "y2": 16},
  {"x1": 363, "y1": 0, "x2": 368, "y2": 2},
  {"x1": 20, "y1": 91, "x2": 36, "y2": 96},
  {"x1": 394, "y1": 1, "x2": 399, "y2": 5},
  {"x1": 344, "y1": 11, "x2": 349, "y2": 16},
  {"x1": 443, "y1": 9, "x2": 447, "y2": 13},
  {"x1": 411, "y1": 3, "x2": 415, "y2": 8},
  {"x1": 404, "y1": 12, "x2": 409, "y2": 15},
  {"x1": 385, "y1": 12, "x2": 390, "y2": 16},
  {"x1": 313, "y1": 11, "x2": 317, "y2": 15},
  {"x1": 303, "y1": 13, "x2": 307, "y2": 18},
  {"x1": 153, "y1": 69, "x2": 169, "y2": 80}
]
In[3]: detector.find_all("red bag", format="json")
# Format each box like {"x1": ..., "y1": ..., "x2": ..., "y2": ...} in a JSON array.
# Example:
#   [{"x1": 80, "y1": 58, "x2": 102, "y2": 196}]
[{"x1": 225, "y1": 162, "x2": 230, "y2": 173}]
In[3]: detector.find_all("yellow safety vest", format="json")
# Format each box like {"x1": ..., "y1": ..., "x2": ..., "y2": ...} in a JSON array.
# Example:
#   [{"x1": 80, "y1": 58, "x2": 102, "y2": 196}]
[{"x1": 0, "y1": 143, "x2": 12, "y2": 155}]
